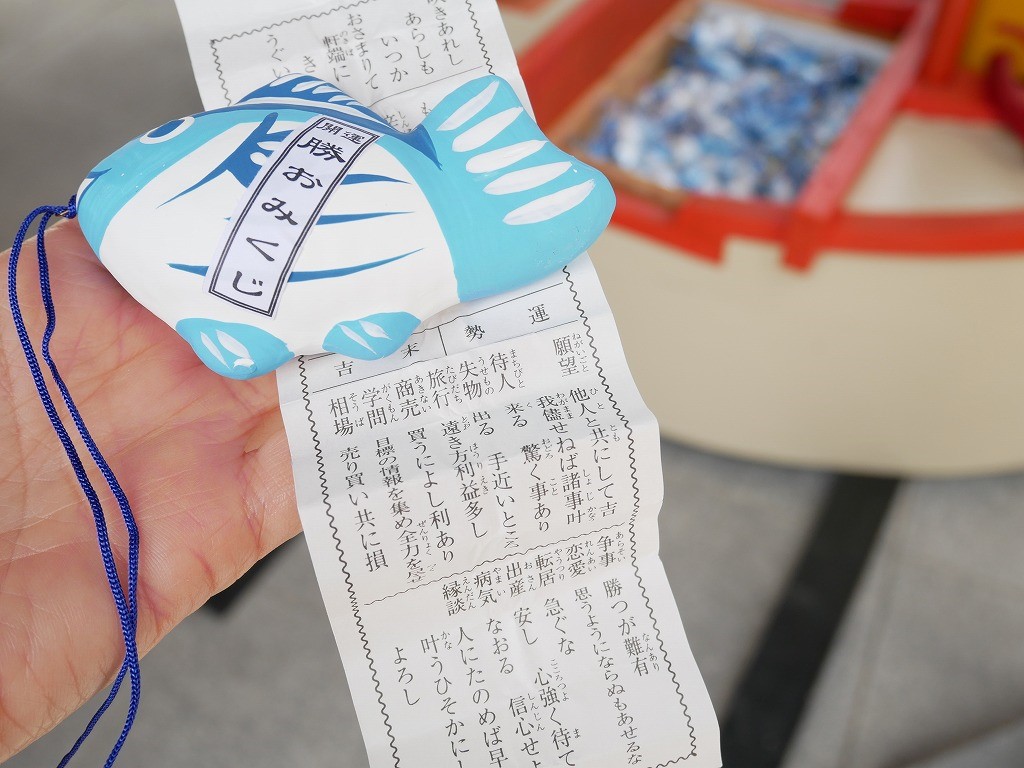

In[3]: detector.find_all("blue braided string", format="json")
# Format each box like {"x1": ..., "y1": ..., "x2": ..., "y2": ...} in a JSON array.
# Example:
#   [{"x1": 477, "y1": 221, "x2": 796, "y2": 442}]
[
  {"x1": 7, "y1": 196, "x2": 141, "y2": 767},
  {"x1": 34, "y1": 204, "x2": 142, "y2": 765}
]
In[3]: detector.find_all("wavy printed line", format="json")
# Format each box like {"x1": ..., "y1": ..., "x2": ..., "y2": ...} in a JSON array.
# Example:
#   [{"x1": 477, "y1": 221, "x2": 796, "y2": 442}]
[
  {"x1": 209, "y1": 0, "x2": 373, "y2": 104},
  {"x1": 465, "y1": 0, "x2": 493, "y2": 76},
  {"x1": 563, "y1": 266, "x2": 698, "y2": 762},
  {"x1": 212, "y1": 45, "x2": 230, "y2": 107},
  {"x1": 211, "y1": 0, "x2": 373, "y2": 42},
  {"x1": 364, "y1": 521, "x2": 628, "y2": 606},
  {"x1": 298, "y1": 356, "x2": 401, "y2": 767}
]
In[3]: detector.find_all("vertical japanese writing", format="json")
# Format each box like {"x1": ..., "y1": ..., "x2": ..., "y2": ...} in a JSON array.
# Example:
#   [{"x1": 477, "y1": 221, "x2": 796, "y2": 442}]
[
  {"x1": 194, "y1": 0, "x2": 718, "y2": 765},
  {"x1": 207, "y1": 116, "x2": 379, "y2": 315}
]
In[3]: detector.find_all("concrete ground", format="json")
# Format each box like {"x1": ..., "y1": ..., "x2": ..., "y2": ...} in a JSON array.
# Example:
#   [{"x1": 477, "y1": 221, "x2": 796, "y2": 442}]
[{"x1": 3, "y1": 1, "x2": 1023, "y2": 766}]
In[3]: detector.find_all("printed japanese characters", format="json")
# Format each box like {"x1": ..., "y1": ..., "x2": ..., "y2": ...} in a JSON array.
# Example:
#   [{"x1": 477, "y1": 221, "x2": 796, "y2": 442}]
[
  {"x1": 173, "y1": 0, "x2": 722, "y2": 765},
  {"x1": 285, "y1": 271, "x2": 715, "y2": 767},
  {"x1": 75, "y1": 74, "x2": 614, "y2": 379}
]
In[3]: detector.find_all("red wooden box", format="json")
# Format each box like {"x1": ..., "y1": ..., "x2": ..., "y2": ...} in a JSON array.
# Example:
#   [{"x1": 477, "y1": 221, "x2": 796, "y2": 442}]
[{"x1": 519, "y1": 0, "x2": 1024, "y2": 269}]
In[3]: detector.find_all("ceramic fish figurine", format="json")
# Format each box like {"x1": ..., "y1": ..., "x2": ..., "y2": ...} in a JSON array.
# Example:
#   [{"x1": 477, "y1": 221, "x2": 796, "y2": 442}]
[{"x1": 76, "y1": 74, "x2": 614, "y2": 379}]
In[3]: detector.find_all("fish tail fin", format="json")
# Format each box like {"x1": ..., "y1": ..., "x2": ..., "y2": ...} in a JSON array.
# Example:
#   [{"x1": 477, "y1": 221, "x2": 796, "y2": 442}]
[{"x1": 422, "y1": 75, "x2": 615, "y2": 301}]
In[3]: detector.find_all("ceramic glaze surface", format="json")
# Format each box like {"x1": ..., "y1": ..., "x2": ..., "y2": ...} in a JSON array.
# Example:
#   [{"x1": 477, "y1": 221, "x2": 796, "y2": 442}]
[{"x1": 77, "y1": 74, "x2": 614, "y2": 378}]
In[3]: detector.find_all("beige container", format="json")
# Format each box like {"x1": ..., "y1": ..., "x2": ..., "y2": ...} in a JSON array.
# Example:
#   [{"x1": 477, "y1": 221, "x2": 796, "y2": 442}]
[{"x1": 503, "y1": 3, "x2": 1024, "y2": 476}]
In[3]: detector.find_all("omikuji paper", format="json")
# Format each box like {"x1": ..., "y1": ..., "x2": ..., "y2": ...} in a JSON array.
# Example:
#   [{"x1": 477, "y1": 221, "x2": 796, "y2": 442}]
[{"x1": 173, "y1": 1, "x2": 720, "y2": 766}]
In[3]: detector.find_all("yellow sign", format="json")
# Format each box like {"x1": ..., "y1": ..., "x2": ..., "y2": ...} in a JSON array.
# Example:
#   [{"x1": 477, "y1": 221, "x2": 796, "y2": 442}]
[{"x1": 963, "y1": 0, "x2": 1024, "y2": 77}]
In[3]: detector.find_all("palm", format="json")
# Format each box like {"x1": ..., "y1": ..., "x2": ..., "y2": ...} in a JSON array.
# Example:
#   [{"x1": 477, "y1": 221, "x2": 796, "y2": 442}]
[{"x1": 0, "y1": 220, "x2": 300, "y2": 759}]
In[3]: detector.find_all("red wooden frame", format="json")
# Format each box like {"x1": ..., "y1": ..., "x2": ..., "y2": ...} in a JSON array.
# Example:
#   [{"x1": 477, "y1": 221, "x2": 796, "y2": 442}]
[
  {"x1": 498, "y1": 0, "x2": 557, "y2": 12},
  {"x1": 519, "y1": 0, "x2": 1024, "y2": 270}
]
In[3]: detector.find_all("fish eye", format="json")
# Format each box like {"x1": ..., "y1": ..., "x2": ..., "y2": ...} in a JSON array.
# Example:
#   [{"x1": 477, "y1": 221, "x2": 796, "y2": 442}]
[{"x1": 140, "y1": 116, "x2": 195, "y2": 144}]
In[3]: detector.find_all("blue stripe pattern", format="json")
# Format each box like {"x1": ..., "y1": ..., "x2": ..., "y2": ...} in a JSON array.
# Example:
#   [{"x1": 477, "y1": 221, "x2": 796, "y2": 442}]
[
  {"x1": 168, "y1": 248, "x2": 420, "y2": 282},
  {"x1": 341, "y1": 173, "x2": 406, "y2": 185},
  {"x1": 316, "y1": 211, "x2": 408, "y2": 226}
]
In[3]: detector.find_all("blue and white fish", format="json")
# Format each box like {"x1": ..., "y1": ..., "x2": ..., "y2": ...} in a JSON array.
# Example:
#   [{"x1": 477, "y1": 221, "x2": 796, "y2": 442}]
[{"x1": 76, "y1": 74, "x2": 614, "y2": 379}]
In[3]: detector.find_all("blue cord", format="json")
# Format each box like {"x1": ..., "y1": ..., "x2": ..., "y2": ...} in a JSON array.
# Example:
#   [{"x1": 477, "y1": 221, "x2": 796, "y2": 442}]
[{"x1": 7, "y1": 196, "x2": 141, "y2": 767}]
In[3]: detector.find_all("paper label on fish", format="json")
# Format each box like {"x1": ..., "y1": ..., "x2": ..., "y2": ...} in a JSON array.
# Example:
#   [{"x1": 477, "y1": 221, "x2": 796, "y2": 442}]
[
  {"x1": 173, "y1": 1, "x2": 721, "y2": 766},
  {"x1": 207, "y1": 116, "x2": 380, "y2": 316}
]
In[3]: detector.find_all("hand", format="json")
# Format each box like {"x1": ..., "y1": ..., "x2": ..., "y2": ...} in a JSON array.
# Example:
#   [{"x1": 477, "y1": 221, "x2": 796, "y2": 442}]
[{"x1": 0, "y1": 219, "x2": 301, "y2": 760}]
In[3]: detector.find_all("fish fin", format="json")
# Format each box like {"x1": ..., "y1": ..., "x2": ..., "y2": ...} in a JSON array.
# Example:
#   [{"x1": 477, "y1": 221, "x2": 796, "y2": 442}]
[
  {"x1": 323, "y1": 312, "x2": 420, "y2": 360},
  {"x1": 420, "y1": 75, "x2": 615, "y2": 300},
  {"x1": 176, "y1": 319, "x2": 293, "y2": 379},
  {"x1": 238, "y1": 74, "x2": 395, "y2": 133},
  {"x1": 239, "y1": 74, "x2": 442, "y2": 163}
]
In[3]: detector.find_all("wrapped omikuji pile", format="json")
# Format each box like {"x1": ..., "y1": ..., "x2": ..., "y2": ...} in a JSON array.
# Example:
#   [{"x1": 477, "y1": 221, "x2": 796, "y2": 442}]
[{"x1": 585, "y1": 4, "x2": 881, "y2": 202}]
